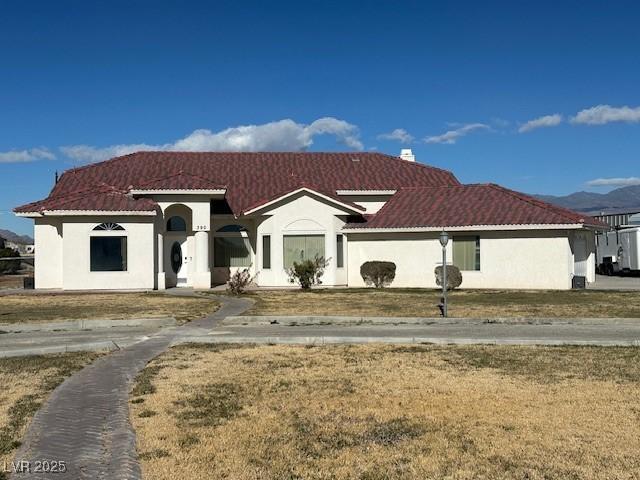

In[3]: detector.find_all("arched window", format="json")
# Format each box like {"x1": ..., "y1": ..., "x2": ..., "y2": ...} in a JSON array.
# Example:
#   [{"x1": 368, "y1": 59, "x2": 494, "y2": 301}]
[
  {"x1": 90, "y1": 223, "x2": 127, "y2": 271},
  {"x1": 214, "y1": 225, "x2": 251, "y2": 267},
  {"x1": 167, "y1": 216, "x2": 187, "y2": 232},
  {"x1": 93, "y1": 222, "x2": 124, "y2": 231}
]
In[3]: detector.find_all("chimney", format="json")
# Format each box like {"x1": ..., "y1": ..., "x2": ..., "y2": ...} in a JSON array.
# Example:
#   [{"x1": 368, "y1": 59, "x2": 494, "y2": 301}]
[{"x1": 400, "y1": 148, "x2": 415, "y2": 162}]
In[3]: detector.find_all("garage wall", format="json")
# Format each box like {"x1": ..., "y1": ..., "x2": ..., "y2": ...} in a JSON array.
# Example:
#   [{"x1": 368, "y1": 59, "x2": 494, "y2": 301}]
[{"x1": 347, "y1": 229, "x2": 575, "y2": 290}]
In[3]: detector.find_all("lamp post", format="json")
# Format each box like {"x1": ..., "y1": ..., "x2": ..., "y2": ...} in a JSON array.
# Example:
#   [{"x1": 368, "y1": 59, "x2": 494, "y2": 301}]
[{"x1": 439, "y1": 230, "x2": 449, "y2": 317}]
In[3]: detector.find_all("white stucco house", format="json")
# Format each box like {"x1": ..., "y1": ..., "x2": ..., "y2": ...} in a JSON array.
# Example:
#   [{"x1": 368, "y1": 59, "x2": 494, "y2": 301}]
[{"x1": 15, "y1": 150, "x2": 604, "y2": 290}]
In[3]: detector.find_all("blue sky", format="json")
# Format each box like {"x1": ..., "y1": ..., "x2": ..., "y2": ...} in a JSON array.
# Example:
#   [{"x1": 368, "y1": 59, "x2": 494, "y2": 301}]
[{"x1": 2, "y1": 1, "x2": 640, "y2": 235}]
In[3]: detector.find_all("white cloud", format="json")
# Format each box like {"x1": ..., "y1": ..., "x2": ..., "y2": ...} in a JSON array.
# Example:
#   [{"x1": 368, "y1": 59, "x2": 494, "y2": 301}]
[
  {"x1": 60, "y1": 143, "x2": 156, "y2": 164},
  {"x1": 586, "y1": 177, "x2": 640, "y2": 187},
  {"x1": 518, "y1": 114, "x2": 562, "y2": 133},
  {"x1": 571, "y1": 104, "x2": 640, "y2": 125},
  {"x1": 377, "y1": 128, "x2": 414, "y2": 144},
  {"x1": 0, "y1": 148, "x2": 56, "y2": 163},
  {"x1": 61, "y1": 117, "x2": 363, "y2": 163},
  {"x1": 424, "y1": 123, "x2": 489, "y2": 145}
]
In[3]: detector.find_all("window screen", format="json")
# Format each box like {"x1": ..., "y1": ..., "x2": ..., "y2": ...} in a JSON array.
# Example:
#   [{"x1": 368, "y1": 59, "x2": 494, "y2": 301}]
[
  {"x1": 283, "y1": 235, "x2": 325, "y2": 268},
  {"x1": 453, "y1": 236, "x2": 480, "y2": 271},
  {"x1": 90, "y1": 237, "x2": 127, "y2": 271},
  {"x1": 262, "y1": 235, "x2": 271, "y2": 269},
  {"x1": 336, "y1": 234, "x2": 344, "y2": 268},
  {"x1": 214, "y1": 237, "x2": 251, "y2": 267}
]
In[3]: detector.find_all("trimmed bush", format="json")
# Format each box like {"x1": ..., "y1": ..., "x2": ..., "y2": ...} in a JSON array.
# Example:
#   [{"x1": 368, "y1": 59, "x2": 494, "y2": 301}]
[
  {"x1": 0, "y1": 248, "x2": 21, "y2": 274},
  {"x1": 287, "y1": 256, "x2": 329, "y2": 290},
  {"x1": 434, "y1": 265, "x2": 463, "y2": 291},
  {"x1": 226, "y1": 267, "x2": 254, "y2": 295},
  {"x1": 360, "y1": 261, "x2": 396, "y2": 288}
]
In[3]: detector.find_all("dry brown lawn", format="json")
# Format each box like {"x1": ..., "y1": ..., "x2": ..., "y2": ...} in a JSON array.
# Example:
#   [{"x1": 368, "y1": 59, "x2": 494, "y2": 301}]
[
  {"x1": 243, "y1": 288, "x2": 640, "y2": 318},
  {"x1": 0, "y1": 353, "x2": 98, "y2": 479},
  {"x1": 0, "y1": 293, "x2": 218, "y2": 324},
  {"x1": 130, "y1": 344, "x2": 640, "y2": 480}
]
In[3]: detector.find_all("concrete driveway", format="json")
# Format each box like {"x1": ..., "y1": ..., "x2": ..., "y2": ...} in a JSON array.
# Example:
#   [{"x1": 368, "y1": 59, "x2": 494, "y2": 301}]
[{"x1": 588, "y1": 274, "x2": 640, "y2": 290}]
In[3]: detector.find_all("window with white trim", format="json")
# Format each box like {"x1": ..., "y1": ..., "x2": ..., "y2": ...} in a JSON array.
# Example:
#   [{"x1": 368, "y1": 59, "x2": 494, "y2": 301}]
[
  {"x1": 283, "y1": 235, "x2": 325, "y2": 268},
  {"x1": 336, "y1": 234, "x2": 344, "y2": 268},
  {"x1": 90, "y1": 236, "x2": 127, "y2": 271},
  {"x1": 262, "y1": 235, "x2": 271, "y2": 269},
  {"x1": 453, "y1": 236, "x2": 480, "y2": 271}
]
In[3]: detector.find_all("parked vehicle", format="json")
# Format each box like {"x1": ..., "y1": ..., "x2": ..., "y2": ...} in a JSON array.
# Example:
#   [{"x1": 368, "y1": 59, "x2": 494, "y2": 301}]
[{"x1": 596, "y1": 226, "x2": 640, "y2": 275}]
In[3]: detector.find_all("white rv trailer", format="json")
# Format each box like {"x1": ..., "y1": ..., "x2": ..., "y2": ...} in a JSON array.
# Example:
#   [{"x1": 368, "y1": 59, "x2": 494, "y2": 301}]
[{"x1": 596, "y1": 225, "x2": 640, "y2": 275}]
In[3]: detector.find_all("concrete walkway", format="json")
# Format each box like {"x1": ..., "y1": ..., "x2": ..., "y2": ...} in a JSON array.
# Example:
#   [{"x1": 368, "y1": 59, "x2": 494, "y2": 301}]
[
  {"x1": 0, "y1": 326, "x2": 159, "y2": 358},
  {"x1": 11, "y1": 294, "x2": 252, "y2": 480}
]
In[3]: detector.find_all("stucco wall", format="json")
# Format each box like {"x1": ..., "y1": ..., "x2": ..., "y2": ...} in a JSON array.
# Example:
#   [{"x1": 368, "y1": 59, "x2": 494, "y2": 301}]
[
  {"x1": 337, "y1": 194, "x2": 394, "y2": 214},
  {"x1": 254, "y1": 192, "x2": 351, "y2": 287},
  {"x1": 59, "y1": 216, "x2": 155, "y2": 290},
  {"x1": 347, "y1": 230, "x2": 578, "y2": 290},
  {"x1": 34, "y1": 217, "x2": 63, "y2": 289}
]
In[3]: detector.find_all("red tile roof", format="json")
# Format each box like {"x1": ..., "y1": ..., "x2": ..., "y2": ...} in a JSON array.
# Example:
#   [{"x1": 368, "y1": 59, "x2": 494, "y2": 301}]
[
  {"x1": 344, "y1": 184, "x2": 607, "y2": 229},
  {"x1": 15, "y1": 152, "x2": 459, "y2": 214},
  {"x1": 241, "y1": 184, "x2": 366, "y2": 214},
  {"x1": 133, "y1": 171, "x2": 227, "y2": 191},
  {"x1": 15, "y1": 185, "x2": 157, "y2": 213}
]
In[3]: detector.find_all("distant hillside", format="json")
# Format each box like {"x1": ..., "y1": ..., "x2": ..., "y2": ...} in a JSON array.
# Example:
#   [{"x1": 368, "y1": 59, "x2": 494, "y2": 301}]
[
  {"x1": 0, "y1": 229, "x2": 34, "y2": 245},
  {"x1": 534, "y1": 185, "x2": 640, "y2": 213}
]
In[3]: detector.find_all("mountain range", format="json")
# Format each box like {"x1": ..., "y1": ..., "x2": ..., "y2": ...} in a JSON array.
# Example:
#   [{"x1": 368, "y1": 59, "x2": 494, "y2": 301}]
[
  {"x1": 534, "y1": 185, "x2": 640, "y2": 214},
  {"x1": 0, "y1": 229, "x2": 34, "y2": 245}
]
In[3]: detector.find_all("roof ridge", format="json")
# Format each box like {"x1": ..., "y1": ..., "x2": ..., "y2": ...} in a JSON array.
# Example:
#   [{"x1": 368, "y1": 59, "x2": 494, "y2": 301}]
[
  {"x1": 373, "y1": 152, "x2": 460, "y2": 184},
  {"x1": 485, "y1": 183, "x2": 586, "y2": 223},
  {"x1": 133, "y1": 169, "x2": 225, "y2": 189},
  {"x1": 51, "y1": 183, "x2": 126, "y2": 201},
  {"x1": 241, "y1": 183, "x2": 365, "y2": 214},
  {"x1": 61, "y1": 151, "x2": 140, "y2": 176}
]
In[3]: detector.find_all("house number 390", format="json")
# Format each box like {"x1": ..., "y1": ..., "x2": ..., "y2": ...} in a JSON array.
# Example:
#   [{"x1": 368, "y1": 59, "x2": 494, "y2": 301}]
[{"x1": 195, "y1": 225, "x2": 208, "y2": 231}]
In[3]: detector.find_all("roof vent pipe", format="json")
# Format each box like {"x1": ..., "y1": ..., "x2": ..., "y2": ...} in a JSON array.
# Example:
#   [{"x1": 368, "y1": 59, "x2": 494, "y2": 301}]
[{"x1": 400, "y1": 149, "x2": 415, "y2": 162}]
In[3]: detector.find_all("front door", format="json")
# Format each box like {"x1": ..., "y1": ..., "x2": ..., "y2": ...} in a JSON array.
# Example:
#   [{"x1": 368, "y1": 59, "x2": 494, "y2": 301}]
[{"x1": 170, "y1": 239, "x2": 189, "y2": 286}]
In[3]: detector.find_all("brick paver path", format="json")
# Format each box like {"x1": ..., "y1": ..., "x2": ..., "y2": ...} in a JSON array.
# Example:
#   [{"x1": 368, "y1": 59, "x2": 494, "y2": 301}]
[{"x1": 11, "y1": 293, "x2": 252, "y2": 480}]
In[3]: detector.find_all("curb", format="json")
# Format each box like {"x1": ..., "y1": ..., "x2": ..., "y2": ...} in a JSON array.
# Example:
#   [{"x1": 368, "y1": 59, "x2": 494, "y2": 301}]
[
  {"x1": 174, "y1": 335, "x2": 640, "y2": 347},
  {"x1": 222, "y1": 315, "x2": 640, "y2": 327},
  {"x1": 0, "y1": 317, "x2": 176, "y2": 333}
]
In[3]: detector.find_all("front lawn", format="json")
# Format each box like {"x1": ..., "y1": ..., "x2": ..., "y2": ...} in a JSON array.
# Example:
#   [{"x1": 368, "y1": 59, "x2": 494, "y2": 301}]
[
  {"x1": 242, "y1": 288, "x2": 640, "y2": 318},
  {"x1": 0, "y1": 293, "x2": 218, "y2": 324},
  {"x1": 130, "y1": 344, "x2": 640, "y2": 480},
  {"x1": 0, "y1": 353, "x2": 99, "y2": 479}
]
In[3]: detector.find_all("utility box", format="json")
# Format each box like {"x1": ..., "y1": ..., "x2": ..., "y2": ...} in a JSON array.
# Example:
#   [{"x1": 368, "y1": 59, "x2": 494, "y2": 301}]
[{"x1": 572, "y1": 276, "x2": 586, "y2": 289}]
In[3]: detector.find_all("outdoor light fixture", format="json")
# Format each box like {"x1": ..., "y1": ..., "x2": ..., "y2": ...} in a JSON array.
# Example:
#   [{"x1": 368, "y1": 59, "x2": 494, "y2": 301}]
[
  {"x1": 439, "y1": 230, "x2": 449, "y2": 317},
  {"x1": 439, "y1": 230, "x2": 449, "y2": 247}
]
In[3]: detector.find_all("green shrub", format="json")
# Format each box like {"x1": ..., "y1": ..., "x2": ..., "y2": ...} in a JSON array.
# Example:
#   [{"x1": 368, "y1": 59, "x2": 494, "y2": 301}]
[
  {"x1": 360, "y1": 261, "x2": 396, "y2": 288},
  {"x1": 287, "y1": 256, "x2": 329, "y2": 289},
  {"x1": 434, "y1": 265, "x2": 463, "y2": 290}
]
